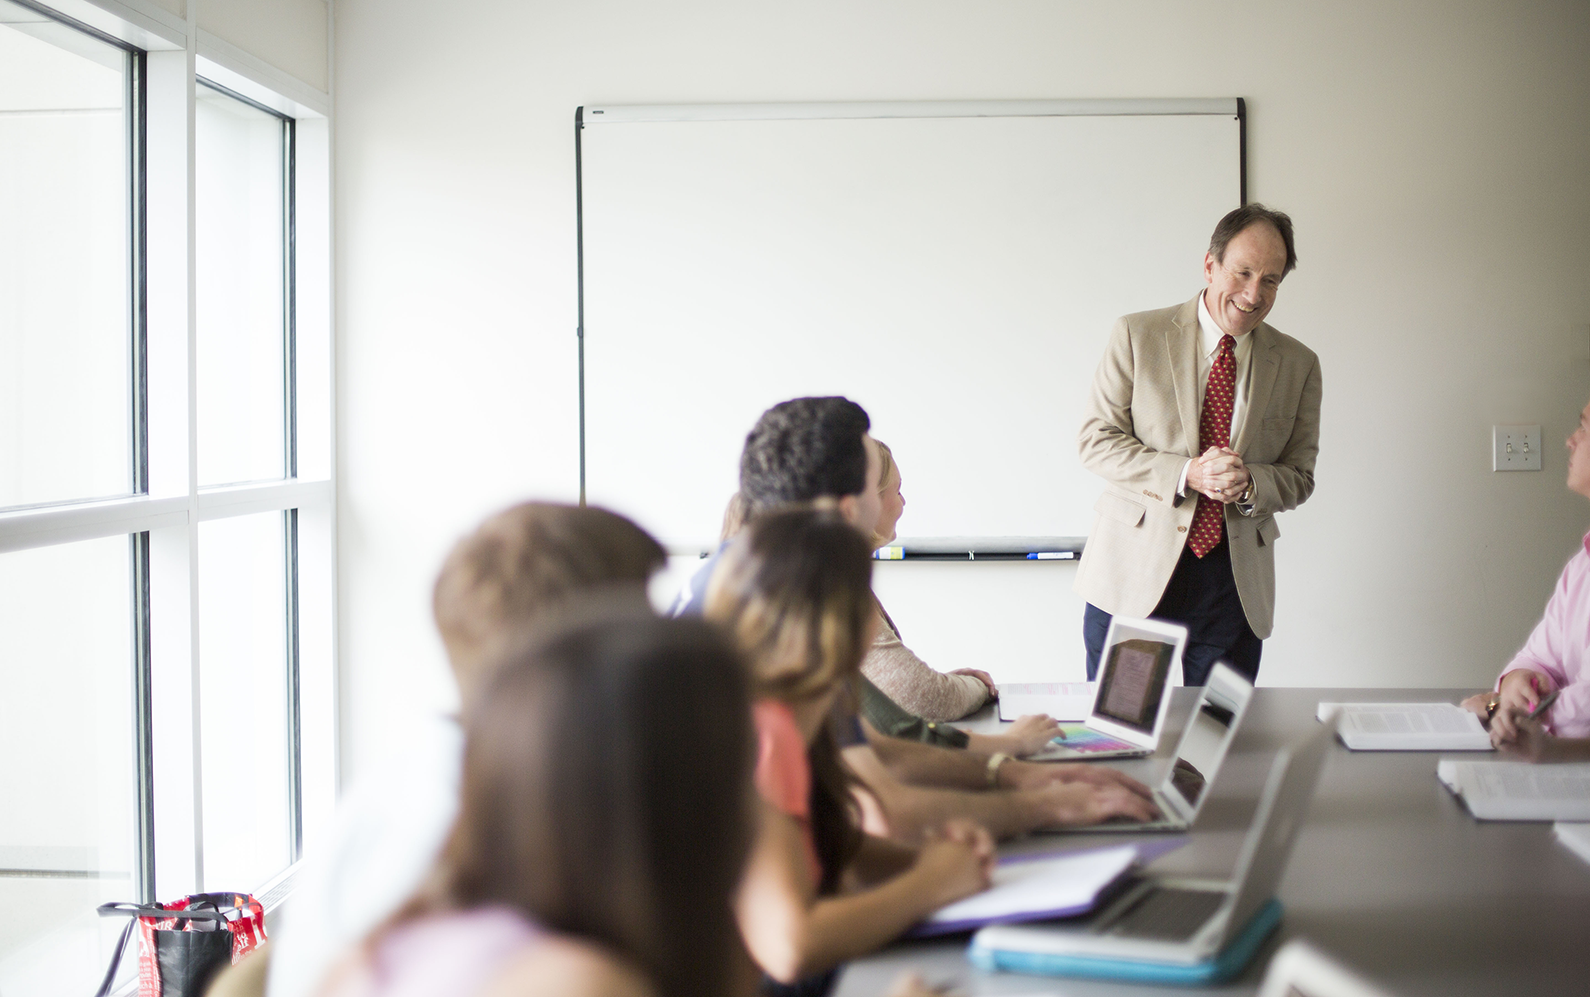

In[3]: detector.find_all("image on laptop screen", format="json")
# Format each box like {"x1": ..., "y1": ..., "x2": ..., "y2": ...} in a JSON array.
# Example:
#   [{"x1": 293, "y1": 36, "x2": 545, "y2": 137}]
[{"x1": 1094, "y1": 637, "x2": 1173, "y2": 733}]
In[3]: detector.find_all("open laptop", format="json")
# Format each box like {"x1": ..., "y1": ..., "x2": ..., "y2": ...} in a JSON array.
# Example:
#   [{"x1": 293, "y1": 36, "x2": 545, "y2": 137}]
[
  {"x1": 1052, "y1": 662, "x2": 1254, "y2": 833},
  {"x1": 970, "y1": 715, "x2": 1338, "y2": 969},
  {"x1": 1026, "y1": 616, "x2": 1186, "y2": 761}
]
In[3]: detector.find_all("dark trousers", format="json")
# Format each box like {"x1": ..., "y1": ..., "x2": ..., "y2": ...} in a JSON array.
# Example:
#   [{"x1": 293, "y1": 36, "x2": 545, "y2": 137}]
[{"x1": 1083, "y1": 538, "x2": 1262, "y2": 686}]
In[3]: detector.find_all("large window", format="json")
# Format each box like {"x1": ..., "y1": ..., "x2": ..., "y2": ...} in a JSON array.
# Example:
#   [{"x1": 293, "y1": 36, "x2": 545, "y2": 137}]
[{"x1": 0, "y1": 3, "x2": 334, "y2": 995}]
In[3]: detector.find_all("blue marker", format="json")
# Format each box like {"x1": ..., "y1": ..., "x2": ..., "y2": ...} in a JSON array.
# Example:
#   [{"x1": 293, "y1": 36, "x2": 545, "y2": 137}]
[{"x1": 1027, "y1": 552, "x2": 1075, "y2": 560}]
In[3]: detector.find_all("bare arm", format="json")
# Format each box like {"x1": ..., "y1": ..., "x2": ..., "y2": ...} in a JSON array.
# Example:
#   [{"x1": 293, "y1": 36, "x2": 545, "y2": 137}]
[{"x1": 734, "y1": 802, "x2": 991, "y2": 983}]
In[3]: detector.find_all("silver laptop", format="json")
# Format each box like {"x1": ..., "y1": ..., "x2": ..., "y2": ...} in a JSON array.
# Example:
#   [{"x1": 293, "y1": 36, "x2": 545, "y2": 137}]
[
  {"x1": 971, "y1": 715, "x2": 1337, "y2": 967},
  {"x1": 1027, "y1": 615, "x2": 1186, "y2": 761},
  {"x1": 1052, "y1": 662, "x2": 1254, "y2": 833}
]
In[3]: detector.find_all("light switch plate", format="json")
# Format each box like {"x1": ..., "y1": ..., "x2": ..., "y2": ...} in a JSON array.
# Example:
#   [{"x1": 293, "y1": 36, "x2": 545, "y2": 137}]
[{"x1": 1493, "y1": 425, "x2": 1543, "y2": 471}]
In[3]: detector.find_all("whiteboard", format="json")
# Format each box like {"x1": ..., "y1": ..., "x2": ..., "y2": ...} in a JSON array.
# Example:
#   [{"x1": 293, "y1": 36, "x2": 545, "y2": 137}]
[{"x1": 578, "y1": 100, "x2": 1243, "y2": 547}]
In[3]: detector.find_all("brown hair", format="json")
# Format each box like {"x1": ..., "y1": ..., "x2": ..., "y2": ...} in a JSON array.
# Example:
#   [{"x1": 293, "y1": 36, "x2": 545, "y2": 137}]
[
  {"x1": 1208, "y1": 203, "x2": 1298, "y2": 276},
  {"x1": 432, "y1": 502, "x2": 666, "y2": 699},
  {"x1": 703, "y1": 507, "x2": 871, "y2": 892},
  {"x1": 417, "y1": 610, "x2": 754, "y2": 997}
]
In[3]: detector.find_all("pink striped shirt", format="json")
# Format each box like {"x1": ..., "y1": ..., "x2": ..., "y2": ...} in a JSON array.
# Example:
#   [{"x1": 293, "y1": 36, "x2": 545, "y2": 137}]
[{"x1": 1498, "y1": 532, "x2": 1590, "y2": 738}]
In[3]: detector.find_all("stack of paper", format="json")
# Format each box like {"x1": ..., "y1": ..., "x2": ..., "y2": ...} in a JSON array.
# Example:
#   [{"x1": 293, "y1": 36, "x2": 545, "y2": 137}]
[
  {"x1": 1318, "y1": 702, "x2": 1492, "y2": 751},
  {"x1": 998, "y1": 682, "x2": 1094, "y2": 721},
  {"x1": 1437, "y1": 760, "x2": 1590, "y2": 820},
  {"x1": 1555, "y1": 823, "x2": 1590, "y2": 864}
]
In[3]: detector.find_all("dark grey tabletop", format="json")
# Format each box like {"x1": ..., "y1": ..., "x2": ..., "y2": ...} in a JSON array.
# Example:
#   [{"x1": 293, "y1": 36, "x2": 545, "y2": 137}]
[{"x1": 833, "y1": 687, "x2": 1590, "y2": 996}]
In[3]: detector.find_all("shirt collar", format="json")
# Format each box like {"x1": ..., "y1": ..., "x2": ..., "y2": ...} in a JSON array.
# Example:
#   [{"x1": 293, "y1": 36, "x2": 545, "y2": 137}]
[
  {"x1": 1582, "y1": 530, "x2": 1590, "y2": 557},
  {"x1": 1197, "y1": 290, "x2": 1251, "y2": 356}
]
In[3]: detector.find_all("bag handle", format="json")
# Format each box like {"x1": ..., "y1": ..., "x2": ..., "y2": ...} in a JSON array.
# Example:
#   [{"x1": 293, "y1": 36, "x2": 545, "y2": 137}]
[
  {"x1": 91, "y1": 901, "x2": 234, "y2": 997},
  {"x1": 97, "y1": 901, "x2": 232, "y2": 923}
]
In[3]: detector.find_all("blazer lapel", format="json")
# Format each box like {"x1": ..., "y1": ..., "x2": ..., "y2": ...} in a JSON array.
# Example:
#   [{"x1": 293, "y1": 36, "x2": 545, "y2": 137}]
[
  {"x1": 1234, "y1": 323, "x2": 1280, "y2": 454},
  {"x1": 1168, "y1": 296, "x2": 1203, "y2": 456}
]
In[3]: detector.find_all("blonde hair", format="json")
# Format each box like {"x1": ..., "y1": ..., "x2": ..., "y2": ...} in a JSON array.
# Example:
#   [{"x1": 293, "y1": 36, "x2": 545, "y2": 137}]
[
  {"x1": 869, "y1": 439, "x2": 898, "y2": 550},
  {"x1": 704, "y1": 506, "x2": 874, "y2": 702}
]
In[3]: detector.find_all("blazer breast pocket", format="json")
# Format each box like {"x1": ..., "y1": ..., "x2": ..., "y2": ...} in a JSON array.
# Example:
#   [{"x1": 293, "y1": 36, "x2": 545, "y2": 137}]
[{"x1": 1094, "y1": 492, "x2": 1146, "y2": 528}]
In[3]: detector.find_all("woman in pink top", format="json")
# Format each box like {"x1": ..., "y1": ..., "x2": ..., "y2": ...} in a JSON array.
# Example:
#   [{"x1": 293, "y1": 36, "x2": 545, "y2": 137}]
[
  {"x1": 707, "y1": 508, "x2": 996, "y2": 996},
  {"x1": 319, "y1": 611, "x2": 756, "y2": 997},
  {"x1": 1462, "y1": 397, "x2": 1590, "y2": 762}
]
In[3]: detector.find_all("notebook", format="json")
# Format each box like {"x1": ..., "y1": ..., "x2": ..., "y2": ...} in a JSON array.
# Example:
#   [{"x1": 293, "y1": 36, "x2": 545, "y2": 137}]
[
  {"x1": 1050, "y1": 663, "x2": 1254, "y2": 834},
  {"x1": 911, "y1": 842, "x2": 1142, "y2": 936},
  {"x1": 1437, "y1": 759, "x2": 1590, "y2": 820},
  {"x1": 968, "y1": 717, "x2": 1337, "y2": 982},
  {"x1": 1025, "y1": 616, "x2": 1186, "y2": 761},
  {"x1": 1317, "y1": 701, "x2": 1492, "y2": 751}
]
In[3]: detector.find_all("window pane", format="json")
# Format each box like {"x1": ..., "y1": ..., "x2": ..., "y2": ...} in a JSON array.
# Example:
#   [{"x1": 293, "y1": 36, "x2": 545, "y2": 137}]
[
  {"x1": 0, "y1": 6, "x2": 130, "y2": 509},
  {"x1": 0, "y1": 536, "x2": 136, "y2": 996},
  {"x1": 196, "y1": 85, "x2": 286, "y2": 486},
  {"x1": 198, "y1": 512, "x2": 290, "y2": 889}
]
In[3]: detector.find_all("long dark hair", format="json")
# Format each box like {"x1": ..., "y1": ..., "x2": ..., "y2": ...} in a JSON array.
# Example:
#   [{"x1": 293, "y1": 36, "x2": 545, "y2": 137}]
[
  {"x1": 412, "y1": 611, "x2": 755, "y2": 997},
  {"x1": 704, "y1": 507, "x2": 871, "y2": 893}
]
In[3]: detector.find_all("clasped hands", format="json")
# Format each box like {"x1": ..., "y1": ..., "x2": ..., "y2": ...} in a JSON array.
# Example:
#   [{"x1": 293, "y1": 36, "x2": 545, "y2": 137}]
[
  {"x1": 1186, "y1": 446, "x2": 1250, "y2": 504},
  {"x1": 1460, "y1": 669, "x2": 1562, "y2": 762}
]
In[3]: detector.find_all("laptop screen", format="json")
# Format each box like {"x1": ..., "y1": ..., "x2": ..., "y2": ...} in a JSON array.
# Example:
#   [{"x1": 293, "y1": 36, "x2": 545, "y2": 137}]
[
  {"x1": 1163, "y1": 664, "x2": 1253, "y2": 812},
  {"x1": 1093, "y1": 637, "x2": 1174, "y2": 733}
]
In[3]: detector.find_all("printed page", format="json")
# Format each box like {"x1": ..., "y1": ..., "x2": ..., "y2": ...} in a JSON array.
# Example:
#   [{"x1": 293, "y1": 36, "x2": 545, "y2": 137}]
[
  {"x1": 1322, "y1": 703, "x2": 1492, "y2": 750},
  {"x1": 1456, "y1": 762, "x2": 1590, "y2": 820},
  {"x1": 998, "y1": 682, "x2": 1094, "y2": 721}
]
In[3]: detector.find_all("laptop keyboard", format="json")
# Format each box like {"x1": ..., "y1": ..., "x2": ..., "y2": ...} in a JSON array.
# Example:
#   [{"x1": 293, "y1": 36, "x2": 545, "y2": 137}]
[{"x1": 1106, "y1": 886, "x2": 1226, "y2": 941}]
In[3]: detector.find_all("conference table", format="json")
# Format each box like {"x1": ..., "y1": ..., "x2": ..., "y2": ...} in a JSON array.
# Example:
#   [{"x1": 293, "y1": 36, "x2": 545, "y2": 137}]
[{"x1": 834, "y1": 688, "x2": 1590, "y2": 996}]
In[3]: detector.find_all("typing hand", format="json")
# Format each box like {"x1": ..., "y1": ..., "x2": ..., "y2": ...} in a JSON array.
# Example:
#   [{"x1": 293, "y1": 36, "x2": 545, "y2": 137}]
[
  {"x1": 997, "y1": 714, "x2": 1062, "y2": 756},
  {"x1": 1034, "y1": 781, "x2": 1160, "y2": 828},
  {"x1": 1040, "y1": 762, "x2": 1156, "y2": 800}
]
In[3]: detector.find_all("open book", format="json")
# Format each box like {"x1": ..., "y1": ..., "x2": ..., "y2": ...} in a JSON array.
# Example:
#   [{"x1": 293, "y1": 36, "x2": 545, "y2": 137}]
[
  {"x1": 1317, "y1": 702, "x2": 1492, "y2": 751},
  {"x1": 1437, "y1": 760, "x2": 1590, "y2": 820}
]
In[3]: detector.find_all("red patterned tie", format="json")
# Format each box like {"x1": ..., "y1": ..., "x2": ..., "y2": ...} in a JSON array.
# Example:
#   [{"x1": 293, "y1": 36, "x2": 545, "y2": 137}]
[{"x1": 1187, "y1": 334, "x2": 1236, "y2": 558}]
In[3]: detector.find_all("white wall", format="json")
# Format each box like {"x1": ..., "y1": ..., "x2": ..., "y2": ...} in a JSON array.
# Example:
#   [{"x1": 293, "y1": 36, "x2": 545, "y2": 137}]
[{"x1": 334, "y1": 0, "x2": 1590, "y2": 781}]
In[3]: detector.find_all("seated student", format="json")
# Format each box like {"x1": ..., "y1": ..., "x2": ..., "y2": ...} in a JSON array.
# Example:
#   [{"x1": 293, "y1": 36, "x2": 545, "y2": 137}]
[
  {"x1": 706, "y1": 508, "x2": 995, "y2": 995},
  {"x1": 863, "y1": 442, "x2": 1056, "y2": 746},
  {"x1": 1461, "y1": 399, "x2": 1590, "y2": 762},
  {"x1": 318, "y1": 612, "x2": 755, "y2": 997},
  {"x1": 684, "y1": 396, "x2": 1157, "y2": 840},
  {"x1": 723, "y1": 476, "x2": 1055, "y2": 759},
  {"x1": 269, "y1": 503, "x2": 668, "y2": 997}
]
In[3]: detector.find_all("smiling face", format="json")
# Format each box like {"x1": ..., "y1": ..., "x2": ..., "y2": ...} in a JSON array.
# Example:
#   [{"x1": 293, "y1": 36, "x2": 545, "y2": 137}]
[
  {"x1": 1567, "y1": 400, "x2": 1590, "y2": 499},
  {"x1": 1202, "y1": 221, "x2": 1289, "y2": 337}
]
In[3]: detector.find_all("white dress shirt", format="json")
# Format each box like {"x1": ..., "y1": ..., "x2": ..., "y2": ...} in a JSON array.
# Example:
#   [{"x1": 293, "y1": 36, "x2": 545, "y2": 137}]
[{"x1": 1176, "y1": 291, "x2": 1255, "y2": 512}]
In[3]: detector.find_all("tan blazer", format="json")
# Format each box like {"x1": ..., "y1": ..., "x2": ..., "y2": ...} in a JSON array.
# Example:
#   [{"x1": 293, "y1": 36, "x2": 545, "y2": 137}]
[{"x1": 1073, "y1": 295, "x2": 1322, "y2": 639}]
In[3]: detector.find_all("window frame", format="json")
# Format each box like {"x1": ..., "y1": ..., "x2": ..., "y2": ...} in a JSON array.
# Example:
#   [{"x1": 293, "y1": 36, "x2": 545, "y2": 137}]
[{"x1": 0, "y1": 0, "x2": 335, "y2": 952}]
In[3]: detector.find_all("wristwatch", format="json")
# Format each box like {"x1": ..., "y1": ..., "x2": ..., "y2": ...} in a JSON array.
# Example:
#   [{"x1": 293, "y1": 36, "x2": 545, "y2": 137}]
[{"x1": 986, "y1": 752, "x2": 1012, "y2": 789}]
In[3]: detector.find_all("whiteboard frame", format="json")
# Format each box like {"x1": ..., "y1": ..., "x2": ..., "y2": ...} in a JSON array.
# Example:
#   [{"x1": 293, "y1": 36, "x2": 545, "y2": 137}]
[{"x1": 572, "y1": 97, "x2": 1248, "y2": 530}]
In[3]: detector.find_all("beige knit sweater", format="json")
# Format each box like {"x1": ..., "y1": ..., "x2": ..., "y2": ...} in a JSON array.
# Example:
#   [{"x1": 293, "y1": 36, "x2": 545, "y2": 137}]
[{"x1": 860, "y1": 608, "x2": 992, "y2": 721}]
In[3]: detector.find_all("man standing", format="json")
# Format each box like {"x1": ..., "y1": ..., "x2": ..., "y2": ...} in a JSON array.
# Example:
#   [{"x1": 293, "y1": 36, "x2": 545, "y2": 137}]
[{"x1": 1075, "y1": 204, "x2": 1321, "y2": 685}]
